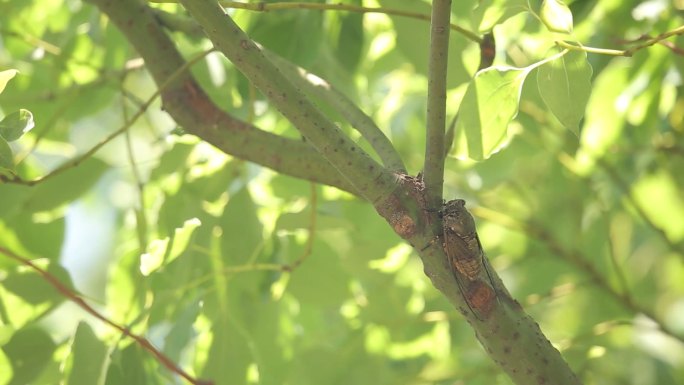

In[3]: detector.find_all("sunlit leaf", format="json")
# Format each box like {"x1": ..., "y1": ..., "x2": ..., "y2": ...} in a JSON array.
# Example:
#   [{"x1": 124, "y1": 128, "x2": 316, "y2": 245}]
[
  {"x1": 0, "y1": 69, "x2": 18, "y2": 94},
  {"x1": 140, "y1": 217, "x2": 202, "y2": 276},
  {"x1": 472, "y1": 0, "x2": 528, "y2": 33},
  {"x1": 540, "y1": 0, "x2": 573, "y2": 33},
  {"x1": 0, "y1": 349, "x2": 11, "y2": 385},
  {"x1": 0, "y1": 109, "x2": 35, "y2": 142},
  {"x1": 537, "y1": 50, "x2": 593, "y2": 135},
  {"x1": 451, "y1": 65, "x2": 533, "y2": 160}
]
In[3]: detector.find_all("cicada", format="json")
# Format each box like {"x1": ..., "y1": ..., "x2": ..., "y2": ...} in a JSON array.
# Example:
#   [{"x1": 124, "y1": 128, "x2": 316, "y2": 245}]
[{"x1": 440, "y1": 199, "x2": 496, "y2": 318}]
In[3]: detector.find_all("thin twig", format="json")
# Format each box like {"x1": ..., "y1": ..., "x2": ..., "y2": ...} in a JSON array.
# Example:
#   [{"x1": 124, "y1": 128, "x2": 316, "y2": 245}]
[
  {"x1": 596, "y1": 157, "x2": 684, "y2": 260},
  {"x1": 556, "y1": 25, "x2": 684, "y2": 57},
  {"x1": 148, "y1": 0, "x2": 482, "y2": 43},
  {"x1": 121, "y1": 93, "x2": 149, "y2": 253},
  {"x1": 0, "y1": 49, "x2": 213, "y2": 186},
  {"x1": 285, "y1": 182, "x2": 318, "y2": 271},
  {"x1": 472, "y1": 206, "x2": 684, "y2": 345},
  {"x1": 0, "y1": 246, "x2": 213, "y2": 385}
]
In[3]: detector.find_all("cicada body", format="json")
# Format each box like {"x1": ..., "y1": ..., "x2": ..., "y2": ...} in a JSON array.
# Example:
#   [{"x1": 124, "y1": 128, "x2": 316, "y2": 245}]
[
  {"x1": 441, "y1": 199, "x2": 483, "y2": 280},
  {"x1": 439, "y1": 199, "x2": 497, "y2": 319}
]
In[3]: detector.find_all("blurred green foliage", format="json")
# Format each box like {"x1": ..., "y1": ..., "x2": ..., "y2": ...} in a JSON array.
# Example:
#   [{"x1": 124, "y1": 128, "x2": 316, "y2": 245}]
[{"x1": 0, "y1": 0, "x2": 683, "y2": 384}]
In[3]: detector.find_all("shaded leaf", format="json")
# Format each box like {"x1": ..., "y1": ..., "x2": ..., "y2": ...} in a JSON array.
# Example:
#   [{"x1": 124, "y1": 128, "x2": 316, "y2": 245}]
[
  {"x1": 0, "y1": 109, "x2": 35, "y2": 142},
  {"x1": 451, "y1": 66, "x2": 533, "y2": 160},
  {"x1": 0, "y1": 137, "x2": 13, "y2": 171},
  {"x1": 105, "y1": 344, "x2": 154, "y2": 385},
  {"x1": 2, "y1": 262, "x2": 73, "y2": 305},
  {"x1": 2, "y1": 327, "x2": 56, "y2": 385},
  {"x1": 537, "y1": 50, "x2": 593, "y2": 135},
  {"x1": 66, "y1": 322, "x2": 108, "y2": 385},
  {"x1": 21, "y1": 157, "x2": 108, "y2": 213},
  {"x1": 336, "y1": 12, "x2": 364, "y2": 72}
]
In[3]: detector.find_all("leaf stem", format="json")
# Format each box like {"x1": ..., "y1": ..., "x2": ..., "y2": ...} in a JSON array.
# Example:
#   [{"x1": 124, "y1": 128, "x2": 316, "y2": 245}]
[{"x1": 556, "y1": 40, "x2": 627, "y2": 56}]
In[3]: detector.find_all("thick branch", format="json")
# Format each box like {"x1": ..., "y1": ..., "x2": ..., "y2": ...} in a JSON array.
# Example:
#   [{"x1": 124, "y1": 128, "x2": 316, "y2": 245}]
[
  {"x1": 83, "y1": 0, "x2": 360, "y2": 196},
  {"x1": 179, "y1": 0, "x2": 399, "y2": 204}
]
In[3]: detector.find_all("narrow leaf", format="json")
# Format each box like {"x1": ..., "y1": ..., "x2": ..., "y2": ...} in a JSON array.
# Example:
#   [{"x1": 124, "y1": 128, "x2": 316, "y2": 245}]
[
  {"x1": 451, "y1": 66, "x2": 533, "y2": 160},
  {"x1": 540, "y1": 0, "x2": 573, "y2": 33},
  {"x1": 537, "y1": 50, "x2": 593, "y2": 135},
  {"x1": 0, "y1": 109, "x2": 35, "y2": 141},
  {"x1": 0, "y1": 69, "x2": 18, "y2": 94}
]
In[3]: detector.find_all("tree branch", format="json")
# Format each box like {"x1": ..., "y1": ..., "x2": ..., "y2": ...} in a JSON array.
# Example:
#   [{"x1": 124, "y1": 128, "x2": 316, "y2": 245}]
[
  {"x1": 423, "y1": 0, "x2": 451, "y2": 209},
  {"x1": 0, "y1": 246, "x2": 213, "y2": 385},
  {"x1": 150, "y1": 8, "x2": 407, "y2": 172},
  {"x1": 178, "y1": 0, "x2": 399, "y2": 204},
  {"x1": 83, "y1": 0, "x2": 361, "y2": 196}
]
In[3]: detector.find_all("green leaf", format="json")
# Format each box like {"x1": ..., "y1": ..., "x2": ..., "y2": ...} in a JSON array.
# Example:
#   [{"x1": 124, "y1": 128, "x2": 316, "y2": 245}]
[
  {"x1": 451, "y1": 66, "x2": 533, "y2": 160},
  {"x1": 0, "y1": 137, "x2": 13, "y2": 171},
  {"x1": 0, "y1": 109, "x2": 35, "y2": 142},
  {"x1": 104, "y1": 344, "x2": 150, "y2": 385},
  {"x1": 378, "y1": 0, "x2": 471, "y2": 88},
  {"x1": 21, "y1": 157, "x2": 108, "y2": 213},
  {"x1": 66, "y1": 322, "x2": 108, "y2": 385},
  {"x1": 2, "y1": 327, "x2": 57, "y2": 385},
  {"x1": 0, "y1": 69, "x2": 18, "y2": 94},
  {"x1": 540, "y1": 0, "x2": 573, "y2": 33},
  {"x1": 472, "y1": 0, "x2": 528, "y2": 33},
  {"x1": 335, "y1": 11, "x2": 364, "y2": 72},
  {"x1": 140, "y1": 217, "x2": 202, "y2": 276},
  {"x1": 3, "y1": 262, "x2": 73, "y2": 305},
  {"x1": 0, "y1": 349, "x2": 11, "y2": 385},
  {"x1": 537, "y1": 50, "x2": 593, "y2": 135}
]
